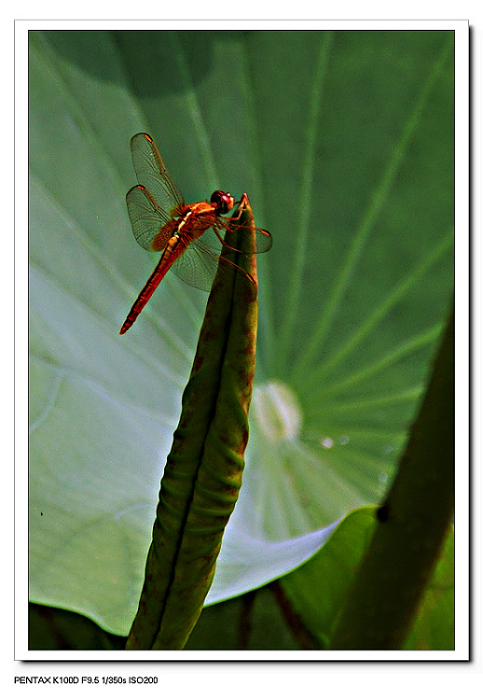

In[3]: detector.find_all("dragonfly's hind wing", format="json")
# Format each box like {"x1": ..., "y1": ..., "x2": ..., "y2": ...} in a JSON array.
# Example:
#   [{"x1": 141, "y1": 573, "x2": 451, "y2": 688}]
[
  {"x1": 170, "y1": 237, "x2": 219, "y2": 291},
  {"x1": 171, "y1": 229, "x2": 256, "y2": 291}
]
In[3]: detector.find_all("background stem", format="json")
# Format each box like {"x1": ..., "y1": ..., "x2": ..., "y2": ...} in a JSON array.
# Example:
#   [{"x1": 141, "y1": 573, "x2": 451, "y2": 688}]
[{"x1": 330, "y1": 297, "x2": 455, "y2": 650}]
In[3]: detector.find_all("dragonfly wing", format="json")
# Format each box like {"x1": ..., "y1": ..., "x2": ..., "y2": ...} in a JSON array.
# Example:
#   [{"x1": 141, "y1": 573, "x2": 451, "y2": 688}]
[
  {"x1": 126, "y1": 185, "x2": 174, "y2": 252},
  {"x1": 225, "y1": 220, "x2": 273, "y2": 254},
  {"x1": 254, "y1": 226, "x2": 273, "y2": 253},
  {"x1": 201, "y1": 215, "x2": 273, "y2": 256},
  {"x1": 170, "y1": 237, "x2": 220, "y2": 291},
  {"x1": 130, "y1": 133, "x2": 185, "y2": 214},
  {"x1": 170, "y1": 228, "x2": 261, "y2": 292}
]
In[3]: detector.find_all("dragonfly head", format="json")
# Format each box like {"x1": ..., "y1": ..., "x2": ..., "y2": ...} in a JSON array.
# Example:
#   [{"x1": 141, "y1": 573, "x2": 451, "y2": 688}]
[{"x1": 210, "y1": 190, "x2": 235, "y2": 215}]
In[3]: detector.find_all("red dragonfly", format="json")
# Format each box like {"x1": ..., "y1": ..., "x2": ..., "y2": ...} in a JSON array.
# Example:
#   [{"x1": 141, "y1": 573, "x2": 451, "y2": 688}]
[{"x1": 120, "y1": 133, "x2": 272, "y2": 334}]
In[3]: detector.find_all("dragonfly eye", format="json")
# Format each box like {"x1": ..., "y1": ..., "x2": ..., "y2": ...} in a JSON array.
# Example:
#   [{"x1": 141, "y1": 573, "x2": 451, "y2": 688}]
[{"x1": 211, "y1": 190, "x2": 235, "y2": 214}]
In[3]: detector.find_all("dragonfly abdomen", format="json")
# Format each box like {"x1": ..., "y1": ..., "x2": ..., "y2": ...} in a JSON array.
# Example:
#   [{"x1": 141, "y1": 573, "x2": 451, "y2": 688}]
[{"x1": 119, "y1": 234, "x2": 186, "y2": 335}]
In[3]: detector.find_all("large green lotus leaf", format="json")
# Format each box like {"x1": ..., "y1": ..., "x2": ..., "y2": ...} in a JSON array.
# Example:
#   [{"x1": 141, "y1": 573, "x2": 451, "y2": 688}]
[{"x1": 28, "y1": 30, "x2": 454, "y2": 636}]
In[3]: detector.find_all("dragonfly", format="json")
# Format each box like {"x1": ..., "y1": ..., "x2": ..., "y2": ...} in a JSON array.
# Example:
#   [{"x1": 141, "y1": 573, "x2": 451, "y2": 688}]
[{"x1": 120, "y1": 132, "x2": 272, "y2": 334}]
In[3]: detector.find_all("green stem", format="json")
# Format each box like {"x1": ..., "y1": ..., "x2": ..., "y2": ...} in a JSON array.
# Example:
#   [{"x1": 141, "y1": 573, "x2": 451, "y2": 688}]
[
  {"x1": 329, "y1": 296, "x2": 454, "y2": 650},
  {"x1": 126, "y1": 197, "x2": 259, "y2": 650}
]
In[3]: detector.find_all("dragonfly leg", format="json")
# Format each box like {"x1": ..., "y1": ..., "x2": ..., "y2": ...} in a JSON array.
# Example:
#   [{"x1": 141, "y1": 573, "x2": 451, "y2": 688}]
[{"x1": 213, "y1": 225, "x2": 249, "y2": 256}]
